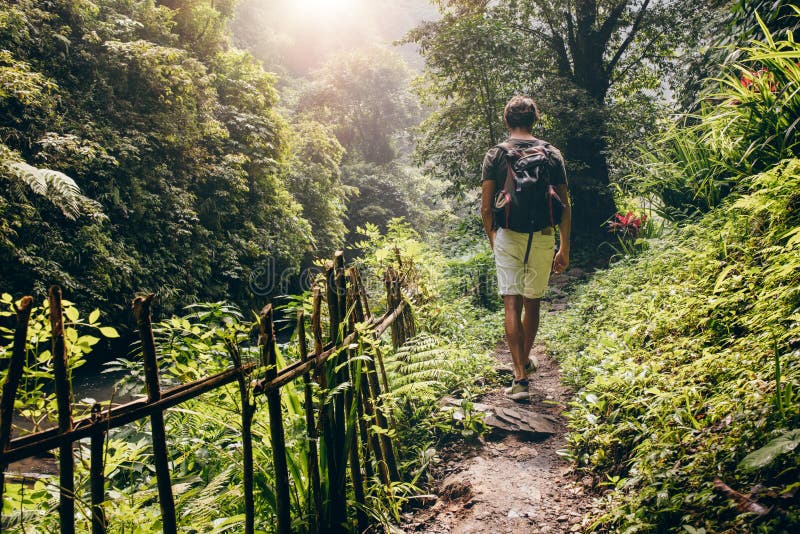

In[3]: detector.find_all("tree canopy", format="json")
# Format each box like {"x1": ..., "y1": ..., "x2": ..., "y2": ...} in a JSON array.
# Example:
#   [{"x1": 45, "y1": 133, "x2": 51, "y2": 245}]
[{"x1": 0, "y1": 0, "x2": 311, "y2": 320}]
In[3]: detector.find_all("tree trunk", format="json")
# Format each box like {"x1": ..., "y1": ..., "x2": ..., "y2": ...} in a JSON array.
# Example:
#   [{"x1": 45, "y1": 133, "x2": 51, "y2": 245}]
[
  {"x1": 563, "y1": 30, "x2": 617, "y2": 239},
  {"x1": 564, "y1": 142, "x2": 617, "y2": 239},
  {"x1": 553, "y1": 83, "x2": 616, "y2": 239}
]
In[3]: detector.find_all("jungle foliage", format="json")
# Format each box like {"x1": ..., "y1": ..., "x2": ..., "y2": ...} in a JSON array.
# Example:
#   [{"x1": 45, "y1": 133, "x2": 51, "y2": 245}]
[
  {"x1": 0, "y1": 221, "x2": 502, "y2": 532},
  {"x1": 544, "y1": 18, "x2": 800, "y2": 532},
  {"x1": 289, "y1": 47, "x2": 451, "y2": 241}
]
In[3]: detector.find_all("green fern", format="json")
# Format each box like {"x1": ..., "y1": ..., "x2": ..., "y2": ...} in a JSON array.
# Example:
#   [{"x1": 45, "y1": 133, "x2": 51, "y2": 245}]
[
  {"x1": 175, "y1": 464, "x2": 244, "y2": 528},
  {"x1": 1, "y1": 152, "x2": 104, "y2": 220},
  {"x1": 385, "y1": 333, "x2": 468, "y2": 398}
]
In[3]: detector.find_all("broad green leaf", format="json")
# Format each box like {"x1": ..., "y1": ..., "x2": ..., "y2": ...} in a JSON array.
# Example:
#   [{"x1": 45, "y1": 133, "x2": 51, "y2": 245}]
[
  {"x1": 738, "y1": 429, "x2": 800, "y2": 471},
  {"x1": 77, "y1": 335, "x2": 101, "y2": 347},
  {"x1": 66, "y1": 328, "x2": 78, "y2": 343},
  {"x1": 88, "y1": 309, "x2": 100, "y2": 324},
  {"x1": 99, "y1": 326, "x2": 120, "y2": 338},
  {"x1": 64, "y1": 306, "x2": 79, "y2": 323}
]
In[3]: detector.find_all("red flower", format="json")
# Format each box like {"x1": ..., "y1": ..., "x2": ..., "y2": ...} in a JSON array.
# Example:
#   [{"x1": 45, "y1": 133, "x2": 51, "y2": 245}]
[
  {"x1": 740, "y1": 67, "x2": 777, "y2": 93},
  {"x1": 607, "y1": 211, "x2": 647, "y2": 239}
]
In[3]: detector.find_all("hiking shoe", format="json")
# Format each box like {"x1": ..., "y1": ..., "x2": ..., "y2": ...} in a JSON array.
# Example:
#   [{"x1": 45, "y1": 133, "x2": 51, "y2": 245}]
[
  {"x1": 504, "y1": 379, "x2": 529, "y2": 401},
  {"x1": 524, "y1": 356, "x2": 539, "y2": 376}
]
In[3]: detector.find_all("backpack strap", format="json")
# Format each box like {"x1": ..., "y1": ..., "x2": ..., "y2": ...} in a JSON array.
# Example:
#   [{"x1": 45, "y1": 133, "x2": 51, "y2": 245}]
[
  {"x1": 493, "y1": 143, "x2": 518, "y2": 205},
  {"x1": 523, "y1": 231, "x2": 534, "y2": 274}
]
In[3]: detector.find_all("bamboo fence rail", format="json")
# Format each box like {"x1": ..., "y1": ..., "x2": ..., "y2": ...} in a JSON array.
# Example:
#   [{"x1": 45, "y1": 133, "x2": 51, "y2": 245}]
[{"x1": 0, "y1": 251, "x2": 414, "y2": 533}]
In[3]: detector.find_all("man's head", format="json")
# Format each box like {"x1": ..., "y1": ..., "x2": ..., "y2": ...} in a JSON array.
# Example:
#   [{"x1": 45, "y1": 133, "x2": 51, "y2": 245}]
[{"x1": 503, "y1": 95, "x2": 540, "y2": 131}]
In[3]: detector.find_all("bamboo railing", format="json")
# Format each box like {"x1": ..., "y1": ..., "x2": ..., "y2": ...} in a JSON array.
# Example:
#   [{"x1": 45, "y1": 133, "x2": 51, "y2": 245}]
[{"x1": 0, "y1": 251, "x2": 415, "y2": 533}]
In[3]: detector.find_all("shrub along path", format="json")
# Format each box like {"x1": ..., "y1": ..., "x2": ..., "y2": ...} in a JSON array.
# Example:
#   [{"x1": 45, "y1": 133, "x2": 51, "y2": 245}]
[{"x1": 403, "y1": 335, "x2": 598, "y2": 533}]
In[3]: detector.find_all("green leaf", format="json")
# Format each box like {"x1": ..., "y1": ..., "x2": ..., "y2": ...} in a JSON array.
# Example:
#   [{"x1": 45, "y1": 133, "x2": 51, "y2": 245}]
[
  {"x1": 99, "y1": 326, "x2": 120, "y2": 338},
  {"x1": 77, "y1": 335, "x2": 101, "y2": 347},
  {"x1": 713, "y1": 265, "x2": 737, "y2": 293},
  {"x1": 64, "y1": 306, "x2": 79, "y2": 323},
  {"x1": 738, "y1": 429, "x2": 800, "y2": 471},
  {"x1": 88, "y1": 309, "x2": 100, "y2": 324},
  {"x1": 1, "y1": 293, "x2": 12, "y2": 304}
]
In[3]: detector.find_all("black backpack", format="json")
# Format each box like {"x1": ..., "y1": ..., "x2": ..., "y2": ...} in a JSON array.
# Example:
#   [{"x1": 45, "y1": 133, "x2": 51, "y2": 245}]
[{"x1": 492, "y1": 140, "x2": 566, "y2": 263}]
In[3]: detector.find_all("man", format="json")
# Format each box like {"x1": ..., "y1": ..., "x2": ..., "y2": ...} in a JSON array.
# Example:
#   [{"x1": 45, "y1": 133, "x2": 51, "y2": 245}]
[{"x1": 481, "y1": 95, "x2": 571, "y2": 401}]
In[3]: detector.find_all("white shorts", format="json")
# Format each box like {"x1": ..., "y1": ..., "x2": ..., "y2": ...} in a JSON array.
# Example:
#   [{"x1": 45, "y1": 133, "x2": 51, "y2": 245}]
[{"x1": 494, "y1": 227, "x2": 555, "y2": 299}]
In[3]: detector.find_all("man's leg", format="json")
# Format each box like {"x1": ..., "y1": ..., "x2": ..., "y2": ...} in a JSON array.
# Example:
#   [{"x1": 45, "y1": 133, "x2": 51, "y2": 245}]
[
  {"x1": 504, "y1": 294, "x2": 526, "y2": 381},
  {"x1": 522, "y1": 297, "x2": 541, "y2": 363}
]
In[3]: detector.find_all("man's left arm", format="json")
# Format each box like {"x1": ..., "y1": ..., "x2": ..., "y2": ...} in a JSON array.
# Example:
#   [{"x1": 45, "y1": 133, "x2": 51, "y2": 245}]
[{"x1": 553, "y1": 183, "x2": 571, "y2": 274}]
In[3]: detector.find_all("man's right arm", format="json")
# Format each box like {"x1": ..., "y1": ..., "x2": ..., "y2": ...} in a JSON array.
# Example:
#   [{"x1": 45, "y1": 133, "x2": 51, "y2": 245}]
[
  {"x1": 480, "y1": 148, "x2": 498, "y2": 249},
  {"x1": 481, "y1": 179, "x2": 496, "y2": 249}
]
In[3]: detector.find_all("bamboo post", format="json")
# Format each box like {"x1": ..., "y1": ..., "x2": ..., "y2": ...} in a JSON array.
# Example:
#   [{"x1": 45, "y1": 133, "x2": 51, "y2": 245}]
[
  {"x1": 370, "y1": 371, "x2": 400, "y2": 483},
  {"x1": 392, "y1": 278, "x2": 407, "y2": 345},
  {"x1": 384, "y1": 269, "x2": 403, "y2": 348},
  {"x1": 49, "y1": 286, "x2": 75, "y2": 534},
  {"x1": 349, "y1": 283, "x2": 387, "y2": 486},
  {"x1": 226, "y1": 339, "x2": 255, "y2": 534},
  {"x1": 345, "y1": 346, "x2": 367, "y2": 533},
  {"x1": 348, "y1": 286, "x2": 374, "y2": 484},
  {"x1": 260, "y1": 305, "x2": 291, "y2": 534},
  {"x1": 359, "y1": 365, "x2": 389, "y2": 486},
  {"x1": 372, "y1": 274, "x2": 406, "y2": 482},
  {"x1": 362, "y1": 348, "x2": 398, "y2": 483},
  {"x1": 401, "y1": 302, "x2": 414, "y2": 342},
  {"x1": 325, "y1": 261, "x2": 340, "y2": 344},
  {"x1": 354, "y1": 378, "x2": 374, "y2": 481},
  {"x1": 312, "y1": 289, "x2": 336, "y2": 532},
  {"x1": 351, "y1": 267, "x2": 372, "y2": 321},
  {"x1": 382, "y1": 271, "x2": 404, "y2": 471},
  {"x1": 311, "y1": 287, "x2": 324, "y2": 369},
  {"x1": 0, "y1": 295, "x2": 33, "y2": 530},
  {"x1": 89, "y1": 403, "x2": 107, "y2": 534},
  {"x1": 334, "y1": 252, "x2": 347, "y2": 334},
  {"x1": 333, "y1": 252, "x2": 350, "y2": 454},
  {"x1": 132, "y1": 294, "x2": 177, "y2": 534},
  {"x1": 325, "y1": 256, "x2": 347, "y2": 532},
  {"x1": 373, "y1": 345, "x2": 392, "y2": 400},
  {"x1": 343, "y1": 284, "x2": 368, "y2": 531},
  {"x1": 297, "y1": 310, "x2": 322, "y2": 533}
]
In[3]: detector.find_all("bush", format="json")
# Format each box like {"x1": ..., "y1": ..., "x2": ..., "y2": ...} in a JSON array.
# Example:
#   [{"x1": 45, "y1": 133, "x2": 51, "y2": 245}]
[{"x1": 633, "y1": 22, "x2": 800, "y2": 221}]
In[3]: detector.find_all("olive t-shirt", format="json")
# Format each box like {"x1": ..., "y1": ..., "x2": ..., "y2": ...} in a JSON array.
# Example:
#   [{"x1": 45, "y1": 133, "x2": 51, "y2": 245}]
[{"x1": 481, "y1": 137, "x2": 568, "y2": 189}]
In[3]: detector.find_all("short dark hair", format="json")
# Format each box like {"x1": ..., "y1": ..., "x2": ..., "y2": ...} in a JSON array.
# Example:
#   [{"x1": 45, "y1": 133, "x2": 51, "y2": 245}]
[{"x1": 503, "y1": 95, "x2": 540, "y2": 130}]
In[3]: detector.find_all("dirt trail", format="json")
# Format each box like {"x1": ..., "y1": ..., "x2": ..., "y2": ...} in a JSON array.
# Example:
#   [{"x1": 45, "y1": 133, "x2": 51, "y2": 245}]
[{"x1": 404, "y1": 279, "x2": 596, "y2": 533}]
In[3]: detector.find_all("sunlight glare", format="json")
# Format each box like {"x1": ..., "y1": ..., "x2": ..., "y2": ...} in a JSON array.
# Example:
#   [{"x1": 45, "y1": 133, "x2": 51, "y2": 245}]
[{"x1": 293, "y1": 0, "x2": 358, "y2": 18}]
